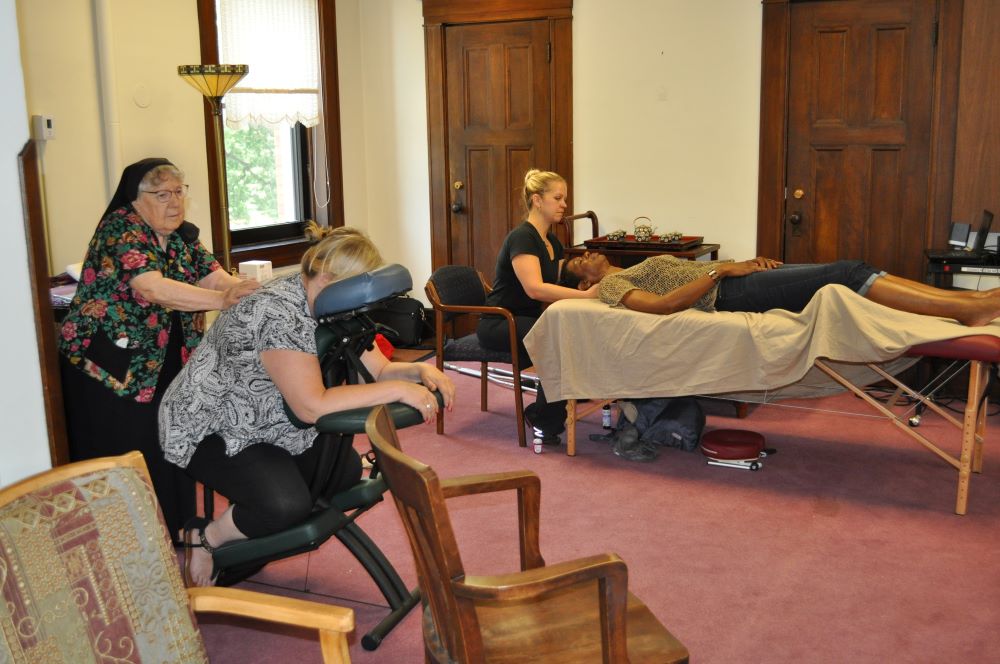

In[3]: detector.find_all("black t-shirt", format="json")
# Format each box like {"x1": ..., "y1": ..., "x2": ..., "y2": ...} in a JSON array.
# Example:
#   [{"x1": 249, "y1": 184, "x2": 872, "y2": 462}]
[{"x1": 485, "y1": 222, "x2": 564, "y2": 318}]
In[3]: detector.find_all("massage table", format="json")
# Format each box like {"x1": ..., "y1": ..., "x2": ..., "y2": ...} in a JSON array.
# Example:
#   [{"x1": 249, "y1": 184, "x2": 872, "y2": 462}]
[{"x1": 523, "y1": 285, "x2": 1000, "y2": 514}]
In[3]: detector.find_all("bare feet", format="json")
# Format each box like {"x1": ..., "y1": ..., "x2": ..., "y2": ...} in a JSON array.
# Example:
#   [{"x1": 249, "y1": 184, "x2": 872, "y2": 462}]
[{"x1": 955, "y1": 292, "x2": 1000, "y2": 327}]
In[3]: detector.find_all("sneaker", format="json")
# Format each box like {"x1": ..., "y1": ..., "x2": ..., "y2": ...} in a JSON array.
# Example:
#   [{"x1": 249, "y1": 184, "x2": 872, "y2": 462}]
[
  {"x1": 611, "y1": 425, "x2": 659, "y2": 462},
  {"x1": 525, "y1": 404, "x2": 562, "y2": 446},
  {"x1": 532, "y1": 426, "x2": 561, "y2": 446}
]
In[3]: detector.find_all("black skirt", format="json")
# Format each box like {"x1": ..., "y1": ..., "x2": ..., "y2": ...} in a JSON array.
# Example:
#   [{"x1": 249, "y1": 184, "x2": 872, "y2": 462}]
[{"x1": 60, "y1": 312, "x2": 194, "y2": 541}]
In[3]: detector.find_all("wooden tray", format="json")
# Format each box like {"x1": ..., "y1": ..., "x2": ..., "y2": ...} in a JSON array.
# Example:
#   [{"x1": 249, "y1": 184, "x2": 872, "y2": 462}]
[{"x1": 583, "y1": 235, "x2": 704, "y2": 251}]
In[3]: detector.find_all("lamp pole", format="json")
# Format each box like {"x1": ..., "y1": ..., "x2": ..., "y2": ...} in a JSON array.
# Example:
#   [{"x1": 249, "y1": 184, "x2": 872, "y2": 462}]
[
  {"x1": 177, "y1": 64, "x2": 249, "y2": 273},
  {"x1": 205, "y1": 96, "x2": 233, "y2": 273}
]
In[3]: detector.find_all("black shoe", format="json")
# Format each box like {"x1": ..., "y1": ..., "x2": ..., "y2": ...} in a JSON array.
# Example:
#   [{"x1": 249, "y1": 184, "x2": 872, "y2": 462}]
[
  {"x1": 533, "y1": 428, "x2": 561, "y2": 446},
  {"x1": 524, "y1": 404, "x2": 565, "y2": 444}
]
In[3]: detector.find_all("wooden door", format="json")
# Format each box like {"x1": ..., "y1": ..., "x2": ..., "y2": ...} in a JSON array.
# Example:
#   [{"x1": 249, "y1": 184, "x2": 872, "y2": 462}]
[
  {"x1": 444, "y1": 21, "x2": 552, "y2": 284},
  {"x1": 783, "y1": 0, "x2": 936, "y2": 280}
]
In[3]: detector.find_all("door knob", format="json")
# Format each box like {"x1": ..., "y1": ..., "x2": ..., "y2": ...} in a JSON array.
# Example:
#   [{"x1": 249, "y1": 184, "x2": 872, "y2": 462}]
[
  {"x1": 793, "y1": 188, "x2": 805, "y2": 199},
  {"x1": 788, "y1": 211, "x2": 803, "y2": 237},
  {"x1": 451, "y1": 201, "x2": 464, "y2": 213}
]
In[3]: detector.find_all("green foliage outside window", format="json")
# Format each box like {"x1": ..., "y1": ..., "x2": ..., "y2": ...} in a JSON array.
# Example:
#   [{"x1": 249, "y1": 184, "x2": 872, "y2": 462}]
[{"x1": 224, "y1": 125, "x2": 278, "y2": 228}]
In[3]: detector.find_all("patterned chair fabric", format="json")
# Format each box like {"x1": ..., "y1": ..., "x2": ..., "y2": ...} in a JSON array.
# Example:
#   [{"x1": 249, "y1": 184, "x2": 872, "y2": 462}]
[{"x1": 0, "y1": 462, "x2": 207, "y2": 663}]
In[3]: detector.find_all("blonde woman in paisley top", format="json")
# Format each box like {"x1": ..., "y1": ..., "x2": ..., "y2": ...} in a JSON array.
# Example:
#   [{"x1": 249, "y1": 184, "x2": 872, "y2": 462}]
[
  {"x1": 160, "y1": 225, "x2": 455, "y2": 586},
  {"x1": 58, "y1": 157, "x2": 258, "y2": 540}
]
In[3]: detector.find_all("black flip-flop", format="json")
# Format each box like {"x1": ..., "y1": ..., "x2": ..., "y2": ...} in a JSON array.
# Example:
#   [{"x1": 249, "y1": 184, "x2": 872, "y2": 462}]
[{"x1": 180, "y1": 516, "x2": 214, "y2": 587}]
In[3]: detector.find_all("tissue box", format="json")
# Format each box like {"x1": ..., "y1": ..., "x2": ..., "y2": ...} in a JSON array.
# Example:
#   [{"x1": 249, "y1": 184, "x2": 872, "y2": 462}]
[{"x1": 238, "y1": 260, "x2": 273, "y2": 282}]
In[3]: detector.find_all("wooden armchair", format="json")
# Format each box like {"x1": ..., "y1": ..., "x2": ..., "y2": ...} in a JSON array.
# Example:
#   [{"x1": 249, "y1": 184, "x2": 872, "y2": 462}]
[
  {"x1": 0, "y1": 452, "x2": 354, "y2": 663},
  {"x1": 364, "y1": 406, "x2": 689, "y2": 663},
  {"x1": 425, "y1": 265, "x2": 529, "y2": 447}
]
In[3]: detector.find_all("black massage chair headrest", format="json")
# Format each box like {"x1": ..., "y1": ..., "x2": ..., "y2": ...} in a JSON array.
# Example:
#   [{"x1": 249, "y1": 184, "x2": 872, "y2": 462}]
[{"x1": 313, "y1": 263, "x2": 413, "y2": 322}]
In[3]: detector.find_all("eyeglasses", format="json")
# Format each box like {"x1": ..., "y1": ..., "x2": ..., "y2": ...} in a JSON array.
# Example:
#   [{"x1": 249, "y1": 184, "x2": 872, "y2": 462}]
[{"x1": 142, "y1": 184, "x2": 189, "y2": 204}]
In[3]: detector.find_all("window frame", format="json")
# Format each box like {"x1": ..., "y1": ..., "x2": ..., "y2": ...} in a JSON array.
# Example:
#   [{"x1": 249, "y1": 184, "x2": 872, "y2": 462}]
[{"x1": 195, "y1": 0, "x2": 345, "y2": 268}]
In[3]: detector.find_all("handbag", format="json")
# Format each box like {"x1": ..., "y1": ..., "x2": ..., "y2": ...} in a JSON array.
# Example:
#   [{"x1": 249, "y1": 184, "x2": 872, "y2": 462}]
[{"x1": 366, "y1": 296, "x2": 428, "y2": 347}]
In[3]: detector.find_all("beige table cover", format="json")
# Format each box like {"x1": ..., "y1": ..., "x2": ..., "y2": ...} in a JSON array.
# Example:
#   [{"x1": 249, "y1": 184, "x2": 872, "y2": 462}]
[{"x1": 524, "y1": 284, "x2": 1000, "y2": 403}]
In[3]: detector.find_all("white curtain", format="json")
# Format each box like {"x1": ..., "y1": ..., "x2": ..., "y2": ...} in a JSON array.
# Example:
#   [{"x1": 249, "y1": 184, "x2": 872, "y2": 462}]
[{"x1": 218, "y1": 0, "x2": 320, "y2": 128}]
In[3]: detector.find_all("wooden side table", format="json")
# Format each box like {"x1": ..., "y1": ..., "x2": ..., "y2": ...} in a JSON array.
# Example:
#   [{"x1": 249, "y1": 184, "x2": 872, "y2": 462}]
[{"x1": 564, "y1": 242, "x2": 720, "y2": 268}]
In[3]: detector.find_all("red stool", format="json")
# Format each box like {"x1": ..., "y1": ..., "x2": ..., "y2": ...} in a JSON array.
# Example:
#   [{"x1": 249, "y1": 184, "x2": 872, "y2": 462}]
[{"x1": 700, "y1": 429, "x2": 772, "y2": 471}]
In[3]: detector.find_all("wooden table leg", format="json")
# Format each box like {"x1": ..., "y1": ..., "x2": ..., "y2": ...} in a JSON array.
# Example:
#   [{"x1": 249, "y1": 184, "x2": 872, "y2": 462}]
[
  {"x1": 565, "y1": 399, "x2": 578, "y2": 456},
  {"x1": 955, "y1": 360, "x2": 985, "y2": 515}
]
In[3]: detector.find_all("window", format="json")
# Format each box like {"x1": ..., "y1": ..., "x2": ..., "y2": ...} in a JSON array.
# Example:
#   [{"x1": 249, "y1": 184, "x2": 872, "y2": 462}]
[{"x1": 196, "y1": 0, "x2": 344, "y2": 267}]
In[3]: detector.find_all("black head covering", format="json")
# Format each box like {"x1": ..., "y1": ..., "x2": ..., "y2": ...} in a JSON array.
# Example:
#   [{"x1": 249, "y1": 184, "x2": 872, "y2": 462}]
[
  {"x1": 100, "y1": 157, "x2": 200, "y2": 244},
  {"x1": 101, "y1": 157, "x2": 173, "y2": 219}
]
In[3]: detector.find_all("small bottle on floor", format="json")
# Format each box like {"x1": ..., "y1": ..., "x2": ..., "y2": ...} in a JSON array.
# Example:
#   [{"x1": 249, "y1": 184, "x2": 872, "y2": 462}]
[
  {"x1": 533, "y1": 437, "x2": 543, "y2": 454},
  {"x1": 602, "y1": 404, "x2": 613, "y2": 429}
]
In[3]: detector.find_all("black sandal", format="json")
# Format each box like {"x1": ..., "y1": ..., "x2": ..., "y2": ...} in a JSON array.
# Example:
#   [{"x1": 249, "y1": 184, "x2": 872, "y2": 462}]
[{"x1": 180, "y1": 516, "x2": 217, "y2": 587}]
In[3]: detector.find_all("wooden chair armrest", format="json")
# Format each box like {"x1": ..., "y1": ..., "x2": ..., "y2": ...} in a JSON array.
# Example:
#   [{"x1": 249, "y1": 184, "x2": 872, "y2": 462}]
[
  {"x1": 453, "y1": 552, "x2": 627, "y2": 602},
  {"x1": 188, "y1": 586, "x2": 354, "y2": 633},
  {"x1": 455, "y1": 552, "x2": 630, "y2": 663},
  {"x1": 439, "y1": 470, "x2": 538, "y2": 498},
  {"x1": 433, "y1": 302, "x2": 516, "y2": 323},
  {"x1": 441, "y1": 471, "x2": 544, "y2": 570}
]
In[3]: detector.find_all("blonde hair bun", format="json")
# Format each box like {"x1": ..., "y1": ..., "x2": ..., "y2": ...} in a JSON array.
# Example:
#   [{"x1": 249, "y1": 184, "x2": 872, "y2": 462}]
[
  {"x1": 522, "y1": 168, "x2": 565, "y2": 213},
  {"x1": 301, "y1": 223, "x2": 382, "y2": 281},
  {"x1": 304, "y1": 220, "x2": 364, "y2": 243}
]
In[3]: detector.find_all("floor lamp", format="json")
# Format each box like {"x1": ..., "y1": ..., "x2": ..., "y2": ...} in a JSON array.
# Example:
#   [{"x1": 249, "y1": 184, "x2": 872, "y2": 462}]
[{"x1": 177, "y1": 64, "x2": 249, "y2": 273}]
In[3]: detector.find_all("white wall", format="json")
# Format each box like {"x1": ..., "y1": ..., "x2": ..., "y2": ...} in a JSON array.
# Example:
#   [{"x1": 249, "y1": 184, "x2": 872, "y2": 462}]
[
  {"x1": 0, "y1": 0, "x2": 52, "y2": 484},
  {"x1": 353, "y1": 0, "x2": 433, "y2": 295},
  {"x1": 573, "y1": 0, "x2": 762, "y2": 260},
  {"x1": 17, "y1": 0, "x2": 208, "y2": 274}
]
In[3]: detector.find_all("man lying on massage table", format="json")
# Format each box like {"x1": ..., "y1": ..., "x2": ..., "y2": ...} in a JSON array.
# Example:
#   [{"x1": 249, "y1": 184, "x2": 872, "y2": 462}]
[{"x1": 559, "y1": 252, "x2": 1000, "y2": 326}]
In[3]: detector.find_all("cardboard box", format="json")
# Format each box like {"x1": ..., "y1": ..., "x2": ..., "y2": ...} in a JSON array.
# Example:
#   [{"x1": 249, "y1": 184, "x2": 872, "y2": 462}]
[{"x1": 238, "y1": 260, "x2": 273, "y2": 282}]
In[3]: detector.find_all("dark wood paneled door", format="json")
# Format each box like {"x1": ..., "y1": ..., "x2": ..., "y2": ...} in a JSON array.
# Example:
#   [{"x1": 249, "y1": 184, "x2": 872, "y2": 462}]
[
  {"x1": 784, "y1": 0, "x2": 936, "y2": 280},
  {"x1": 445, "y1": 20, "x2": 551, "y2": 284}
]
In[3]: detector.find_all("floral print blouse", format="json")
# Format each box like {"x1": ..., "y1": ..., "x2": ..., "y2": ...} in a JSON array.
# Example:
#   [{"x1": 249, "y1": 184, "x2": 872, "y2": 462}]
[{"x1": 58, "y1": 205, "x2": 220, "y2": 402}]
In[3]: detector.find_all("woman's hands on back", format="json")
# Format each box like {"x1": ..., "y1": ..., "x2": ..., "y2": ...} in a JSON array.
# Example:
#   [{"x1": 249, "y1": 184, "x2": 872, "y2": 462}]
[{"x1": 221, "y1": 279, "x2": 261, "y2": 309}]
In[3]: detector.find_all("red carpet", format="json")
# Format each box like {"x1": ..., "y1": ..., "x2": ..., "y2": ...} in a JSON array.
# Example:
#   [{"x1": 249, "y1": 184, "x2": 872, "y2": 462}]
[{"x1": 197, "y1": 365, "x2": 1000, "y2": 663}]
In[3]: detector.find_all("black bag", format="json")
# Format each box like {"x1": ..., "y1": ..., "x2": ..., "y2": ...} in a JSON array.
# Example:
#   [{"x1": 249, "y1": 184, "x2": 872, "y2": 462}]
[{"x1": 366, "y1": 296, "x2": 429, "y2": 347}]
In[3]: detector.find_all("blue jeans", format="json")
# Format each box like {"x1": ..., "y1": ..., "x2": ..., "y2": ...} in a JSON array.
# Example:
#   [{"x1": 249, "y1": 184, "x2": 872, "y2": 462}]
[{"x1": 714, "y1": 260, "x2": 883, "y2": 314}]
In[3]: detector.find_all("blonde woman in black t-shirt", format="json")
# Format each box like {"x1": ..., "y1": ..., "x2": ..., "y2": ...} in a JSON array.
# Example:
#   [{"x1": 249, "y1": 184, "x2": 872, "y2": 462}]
[{"x1": 477, "y1": 169, "x2": 597, "y2": 444}]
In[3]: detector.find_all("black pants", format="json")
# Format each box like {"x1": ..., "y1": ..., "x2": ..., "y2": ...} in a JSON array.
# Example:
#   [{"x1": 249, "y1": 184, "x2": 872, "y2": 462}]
[
  {"x1": 184, "y1": 433, "x2": 362, "y2": 539},
  {"x1": 477, "y1": 314, "x2": 566, "y2": 436}
]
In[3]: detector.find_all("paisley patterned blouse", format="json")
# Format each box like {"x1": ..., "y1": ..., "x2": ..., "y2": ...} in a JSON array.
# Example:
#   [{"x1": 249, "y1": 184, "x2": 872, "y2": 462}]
[
  {"x1": 159, "y1": 274, "x2": 319, "y2": 469},
  {"x1": 58, "y1": 205, "x2": 220, "y2": 402}
]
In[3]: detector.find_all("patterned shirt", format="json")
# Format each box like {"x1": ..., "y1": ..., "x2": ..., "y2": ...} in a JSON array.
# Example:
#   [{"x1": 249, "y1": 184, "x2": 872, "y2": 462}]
[
  {"x1": 599, "y1": 255, "x2": 729, "y2": 311},
  {"x1": 58, "y1": 205, "x2": 220, "y2": 401},
  {"x1": 159, "y1": 274, "x2": 319, "y2": 468}
]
